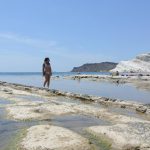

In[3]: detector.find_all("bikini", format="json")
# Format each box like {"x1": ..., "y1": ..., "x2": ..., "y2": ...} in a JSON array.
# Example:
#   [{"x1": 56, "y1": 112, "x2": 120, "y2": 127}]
[{"x1": 44, "y1": 63, "x2": 51, "y2": 75}]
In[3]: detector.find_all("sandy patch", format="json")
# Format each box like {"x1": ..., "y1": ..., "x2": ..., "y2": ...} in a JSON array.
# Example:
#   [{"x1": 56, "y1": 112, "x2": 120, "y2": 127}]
[
  {"x1": 87, "y1": 122, "x2": 150, "y2": 150},
  {"x1": 6, "y1": 102, "x2": 76, "y2": 120},
  {"x1": 20, "y1": 125, "x2": 91, "y2": 150},
  {"x1": 6, "y1": 98, "x2": 149, "y2": 124},
  {"x1": 7, "y1": 105, "x2": 45, "y2": 120}
]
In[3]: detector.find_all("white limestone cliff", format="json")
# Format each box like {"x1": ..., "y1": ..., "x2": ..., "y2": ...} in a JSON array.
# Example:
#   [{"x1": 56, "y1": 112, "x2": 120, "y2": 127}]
[{"x1": 112, "y1": 53, "x2": 150, "y2": 72}]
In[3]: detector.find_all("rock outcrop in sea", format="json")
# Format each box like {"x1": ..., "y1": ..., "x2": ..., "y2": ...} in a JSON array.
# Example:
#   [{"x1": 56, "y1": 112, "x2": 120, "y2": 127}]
[
  {"x1": 112, "y1": 53, "x2": 150, "y2": 72},
  {"x1": 71, "y1": 62, "x2": 118, "y2": 72}
]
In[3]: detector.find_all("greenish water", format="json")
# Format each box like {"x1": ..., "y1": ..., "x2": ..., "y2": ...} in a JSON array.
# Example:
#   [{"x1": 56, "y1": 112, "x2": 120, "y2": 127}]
[
  {"x1": 0, "y1": 94, "x2": 149, "y2": 150},
  {"x1": 51, "y1": 114, "x2": 111, "y2": 132},
  {"x1": 0, "y1": 100, "x2": 38, "y2": 150},
  {"x1": 51, "y1": 114, "x2": 112, "y2": 150},
  {"x1": 0, "y1": 96, "x2": 112, "y2": 150}
]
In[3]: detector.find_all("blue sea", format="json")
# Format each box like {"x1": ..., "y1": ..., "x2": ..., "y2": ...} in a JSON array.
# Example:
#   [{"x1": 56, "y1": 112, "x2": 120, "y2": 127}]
[{"x1": 0, "y1": 72, "x2": 150, "y2": 104}]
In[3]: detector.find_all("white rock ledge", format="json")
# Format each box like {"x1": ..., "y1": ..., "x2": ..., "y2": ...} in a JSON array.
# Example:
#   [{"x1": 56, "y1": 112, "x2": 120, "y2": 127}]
[
  {"x1": 0, "y1": 81, "x2": 149, "y2": 114},
  {"x1": 20, "y1": 125, "x2": 92, "y2": 150},
  {"x1": 87, "y1": 122, "x2": 150, "y2": 150}
]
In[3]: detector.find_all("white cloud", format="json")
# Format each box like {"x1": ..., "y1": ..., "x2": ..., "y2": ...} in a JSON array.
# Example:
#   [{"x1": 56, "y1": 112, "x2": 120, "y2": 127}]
[
  {"x1": 0, "y1": 32, "x2": 57, "y2": 50},
  {"x1": 0, "y1": 32, "x2": 114, "y2": 71}
]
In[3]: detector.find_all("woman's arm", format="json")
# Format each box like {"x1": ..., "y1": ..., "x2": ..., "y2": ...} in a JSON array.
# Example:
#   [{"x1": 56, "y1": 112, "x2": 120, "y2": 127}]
[
  {"x1": 42, "y1": 64, "x2": 45, "y2": 76},
  {"x1": 50, "y1": 64, "x2": 52, "y2": 76}
]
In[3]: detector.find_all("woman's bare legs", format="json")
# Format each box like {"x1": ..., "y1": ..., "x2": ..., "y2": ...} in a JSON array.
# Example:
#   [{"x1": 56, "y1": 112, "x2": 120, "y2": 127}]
[
  {"x1": 44, "y1": 75, "x2": 48, "y2": 87},
  {"x1": 44, "y1": 74, "x2": 51, "y2": 88},
  {"x1": 47, "y1": 76, "x2": 51, "y2": 88},
  {"x1": 43, "y1": 79, "x2": 47, "y2": 87}
]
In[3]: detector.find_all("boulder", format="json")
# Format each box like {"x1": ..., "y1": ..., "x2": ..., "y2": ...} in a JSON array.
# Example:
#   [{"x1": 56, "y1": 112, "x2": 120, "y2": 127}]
[
  {"x1": 136, "y1": 106, "x2": 147, "y2": 113},
  {"x1": 87, "y1": 122, "x2": 150, "y2": 150},
  {"x1": 20, "y1": 125, "x2": 91, "y2": 150}
]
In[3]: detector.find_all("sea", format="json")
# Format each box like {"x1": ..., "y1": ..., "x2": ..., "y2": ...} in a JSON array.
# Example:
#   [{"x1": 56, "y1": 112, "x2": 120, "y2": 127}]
[{"x1": 0, "y1": 72, "x2": 150, "y2": 104}]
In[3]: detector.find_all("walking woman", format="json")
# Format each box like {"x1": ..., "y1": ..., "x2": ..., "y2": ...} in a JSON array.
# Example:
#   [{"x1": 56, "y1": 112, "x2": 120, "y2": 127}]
[{"x1": 42, "y1": 57, "x2": 52, "y2": 88}]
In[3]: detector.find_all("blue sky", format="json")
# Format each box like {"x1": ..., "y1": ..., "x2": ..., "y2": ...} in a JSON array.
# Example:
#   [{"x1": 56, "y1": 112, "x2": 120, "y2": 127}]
[{"x1": 0, "y1": 0, "x2": 150, "y2": 72}]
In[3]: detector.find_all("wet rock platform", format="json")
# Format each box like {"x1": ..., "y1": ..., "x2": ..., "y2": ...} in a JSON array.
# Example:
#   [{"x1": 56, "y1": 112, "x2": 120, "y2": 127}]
[{"x1": 0, "y1": 81, "x2": 150, "y2": 150}]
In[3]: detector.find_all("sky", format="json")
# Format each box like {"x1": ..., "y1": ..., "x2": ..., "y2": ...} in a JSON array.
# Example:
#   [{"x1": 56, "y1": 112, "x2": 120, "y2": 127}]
[{"x1": 0, "y1": 0, "x2": 150, "y2": 72}]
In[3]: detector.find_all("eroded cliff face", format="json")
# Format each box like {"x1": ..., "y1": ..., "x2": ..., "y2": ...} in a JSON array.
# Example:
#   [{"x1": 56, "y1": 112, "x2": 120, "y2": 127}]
[
  {"x1": 136, "y1": 53, "x2": 150, "y2": 62},
  {"x1": 112, "y1": 53, "x2": 150, "y2": 72}
]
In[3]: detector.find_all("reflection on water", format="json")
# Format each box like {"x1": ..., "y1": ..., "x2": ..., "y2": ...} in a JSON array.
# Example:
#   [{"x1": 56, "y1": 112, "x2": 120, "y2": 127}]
[
  {"x1": 0, "y1": 92, "x2": 149, "y2": 150},
  {"x1": 0, "y1": 75, "x2": 150, "y2": 103},
  {"x1": 51, "y1": 114, "x2": 111, "y2": 133},
  {"x1": 0, "y1": 99, "x2": 12, "y2": 105},
  {"x1": 0, "y1": 107, "x2": 38, "y2": 150},
  {"x1": 0, "y1": 97, "x2": 111, "y2": 150},
  {"x1": 51, "y1": 79, "x2": 150, "y2": 103}
]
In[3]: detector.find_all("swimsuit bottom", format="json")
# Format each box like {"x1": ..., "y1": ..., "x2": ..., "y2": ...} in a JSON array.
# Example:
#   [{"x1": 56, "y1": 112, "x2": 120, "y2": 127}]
[{"x1": 45, "y1": 72, "x2": 51, "y2": 75}]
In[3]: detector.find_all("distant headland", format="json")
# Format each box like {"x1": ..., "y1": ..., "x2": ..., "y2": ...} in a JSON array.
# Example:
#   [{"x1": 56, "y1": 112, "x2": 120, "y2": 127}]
[{"x1": 71, "y1": 62, "x2": 118, "y2": 72}]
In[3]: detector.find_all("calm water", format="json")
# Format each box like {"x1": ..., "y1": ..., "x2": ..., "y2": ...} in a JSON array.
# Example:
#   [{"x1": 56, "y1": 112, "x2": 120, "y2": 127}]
[
  {"x1": 0, "y1": 95, "x2": 111, "y2": 150},
  {"x1": 0, "y1": 73, "x2": 149, "y2": 150},
  {"x1": 0, "y1": 99, "x2": 38, "y2": 150},
  {"x1": 0, "y1": 72, "x2": 150, "y2": 103}
]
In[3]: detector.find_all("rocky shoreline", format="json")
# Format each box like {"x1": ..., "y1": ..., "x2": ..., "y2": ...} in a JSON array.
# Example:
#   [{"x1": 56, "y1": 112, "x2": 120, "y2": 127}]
[
  {"x1": 62, "y1": 74, "x2": 150, "y2": 92},
  {"x1": 0, "y1": 81, "x2": 150, "y2": 114},
  {"x1": 0, "y1": 81, "x2": 150, "y2": 150},
  {"x1": 64, "y1": 74, "x2": 150, "y2": 82}
]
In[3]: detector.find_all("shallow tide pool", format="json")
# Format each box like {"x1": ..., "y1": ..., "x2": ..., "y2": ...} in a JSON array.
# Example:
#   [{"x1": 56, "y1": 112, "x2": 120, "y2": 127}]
[
  {"x1": 0, "y1": 74, "x2": 150, "y2": 103},
  {"x1": 0, "y1": 97, "x2": 112, "y2": 150}
]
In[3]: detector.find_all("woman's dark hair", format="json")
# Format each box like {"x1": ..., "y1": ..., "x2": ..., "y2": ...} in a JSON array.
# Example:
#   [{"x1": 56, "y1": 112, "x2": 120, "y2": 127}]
[{"x1": 44, "y1": 57, "x2": 50, "y2": 62}]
